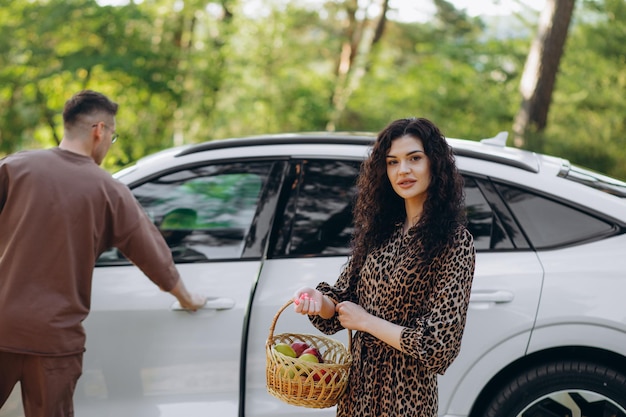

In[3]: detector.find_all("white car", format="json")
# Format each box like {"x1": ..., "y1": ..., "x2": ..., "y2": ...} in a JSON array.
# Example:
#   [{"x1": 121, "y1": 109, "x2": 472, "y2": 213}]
[{"x1": 3, "y1": 132, "x2": 626, "y2": 417}]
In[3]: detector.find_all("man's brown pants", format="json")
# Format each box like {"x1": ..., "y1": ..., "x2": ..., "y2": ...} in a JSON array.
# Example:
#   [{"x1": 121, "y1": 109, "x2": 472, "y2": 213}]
[{"x1": 0, "y1": 351, "x2": 82, "y2": 417}]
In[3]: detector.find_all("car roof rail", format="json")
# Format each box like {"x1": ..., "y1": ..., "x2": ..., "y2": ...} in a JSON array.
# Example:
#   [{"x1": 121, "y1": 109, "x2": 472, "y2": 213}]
[
  {"x1": 176, "y1": 133, "x2": 377, "y2": 157},
  {"x1": 175, "y1": 130, "x2": 540, "y2": 173}
]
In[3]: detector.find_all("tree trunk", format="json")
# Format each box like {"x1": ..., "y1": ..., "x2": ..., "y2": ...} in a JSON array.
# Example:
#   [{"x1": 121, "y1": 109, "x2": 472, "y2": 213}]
[
  {"x1": 326, "y1": 0, "x2": 389, "y2": 131},
  {"x1": 513, "y1": 0, "x2": 575, "y2": 147}
]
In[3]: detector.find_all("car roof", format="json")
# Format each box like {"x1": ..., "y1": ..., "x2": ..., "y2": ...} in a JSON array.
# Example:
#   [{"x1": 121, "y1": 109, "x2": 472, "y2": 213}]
[
  {"x1": 174, "y1": 131, "x2": 546, "y2": 173},
  {"x1": 117, "y1": 131, "x2": 626, "y2": 206}
]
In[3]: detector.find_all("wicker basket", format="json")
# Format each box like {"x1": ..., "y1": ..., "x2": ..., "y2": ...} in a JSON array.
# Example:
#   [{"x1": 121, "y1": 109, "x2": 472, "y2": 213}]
[{"x1": 266, "y1": 299, "x2": 352, "y2": 408}]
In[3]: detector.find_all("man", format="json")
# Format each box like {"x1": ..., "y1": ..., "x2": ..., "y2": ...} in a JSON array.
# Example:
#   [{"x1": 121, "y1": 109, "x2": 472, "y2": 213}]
[{"x1": 0, "y1": 90, "x2": 207, "y2": 417}]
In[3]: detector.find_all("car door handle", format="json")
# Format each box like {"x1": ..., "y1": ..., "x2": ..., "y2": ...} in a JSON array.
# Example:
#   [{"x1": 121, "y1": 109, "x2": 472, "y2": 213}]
[
  {"x1": 470, "y1": 290, "x2": 514, "y2": 304},
  {"x1": 170, "y1": 297, "x2": 236, "y2": 311}
]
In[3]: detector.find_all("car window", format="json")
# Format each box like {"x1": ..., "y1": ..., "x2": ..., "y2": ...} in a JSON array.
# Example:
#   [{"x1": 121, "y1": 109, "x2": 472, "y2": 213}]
[
  {"x1": 272, "y1": 161, "x2": 525, "y2": 258},
  {"x1": 495, "y1": 182, "x2": 616, "y2": 249},
  {"x1": 273, "y1": 159, "x2": 360, "y2": 257},
  {"x1": 97, "y1": 162, "x2": 273, "y2": 264},
  {"x1": 464, "y1": 176, "x2": 515, "y2": 251}
]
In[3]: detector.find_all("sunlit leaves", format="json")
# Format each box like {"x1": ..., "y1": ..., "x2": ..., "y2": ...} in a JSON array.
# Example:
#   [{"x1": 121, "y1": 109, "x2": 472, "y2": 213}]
[{"x1": 0, "y1": 0, "x2": 624, "y2": 180}]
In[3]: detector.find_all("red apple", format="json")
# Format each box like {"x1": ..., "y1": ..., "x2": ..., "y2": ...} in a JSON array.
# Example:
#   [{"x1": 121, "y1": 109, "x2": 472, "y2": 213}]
[
  {"x1": 290, "y1": 341, "x2": 310, "y2": 357},
  {"x1": 302, "y1": 347, "x2": 323, "y2": 363},
  {"x1": 312, "y1": 369, "x2": 335, "y2": 384}
]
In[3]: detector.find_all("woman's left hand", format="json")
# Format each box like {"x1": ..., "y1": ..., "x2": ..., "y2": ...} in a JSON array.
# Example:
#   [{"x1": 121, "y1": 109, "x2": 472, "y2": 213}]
[{"x1": 335, "y1": 301, "x2": 370, "y2": 332}]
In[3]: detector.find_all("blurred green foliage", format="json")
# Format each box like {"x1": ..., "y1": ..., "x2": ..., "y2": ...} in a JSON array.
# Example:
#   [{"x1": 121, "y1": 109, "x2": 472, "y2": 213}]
[{"x1": 0, "y1": 0, "x2": 624, "y2": 180}]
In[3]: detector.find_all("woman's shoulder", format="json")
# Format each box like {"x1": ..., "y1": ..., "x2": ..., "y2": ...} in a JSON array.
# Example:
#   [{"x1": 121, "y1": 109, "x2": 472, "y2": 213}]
[
  {"x1": 449, "y1": 223, "x2": 474, "y2": 251},
  {"x1": 454, "y1": 223, "x2": 472, "y2": 239}
]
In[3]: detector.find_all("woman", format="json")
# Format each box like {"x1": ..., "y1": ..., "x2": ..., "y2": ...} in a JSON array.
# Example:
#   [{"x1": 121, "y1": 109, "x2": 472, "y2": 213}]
[{"x1": 293, "y1": 117, "x2": 476, "y2": 417}]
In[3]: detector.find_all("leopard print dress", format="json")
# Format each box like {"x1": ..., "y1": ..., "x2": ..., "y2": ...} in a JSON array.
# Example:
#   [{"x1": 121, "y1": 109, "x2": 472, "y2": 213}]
[{"x1": 310, "y1": 224, "x2": 475, "y2": 417}]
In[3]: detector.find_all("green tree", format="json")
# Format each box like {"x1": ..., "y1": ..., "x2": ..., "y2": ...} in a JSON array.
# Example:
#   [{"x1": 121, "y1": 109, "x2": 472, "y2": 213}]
[
  {"x1": 0, "y1": 0, "x2": 237, "y2": 171},
  {"x1": 513, "y1": 0, "x2": 576, "y2": 147},
  {"x1": 540, "y1": 0, "x2": 626, "y2": 178},
  {"x1": 0, "y1": 0, "x2": 624, "y2": 180},
  {"x1": 340, "y1": 0, "x2": 526, "y2": 138}
]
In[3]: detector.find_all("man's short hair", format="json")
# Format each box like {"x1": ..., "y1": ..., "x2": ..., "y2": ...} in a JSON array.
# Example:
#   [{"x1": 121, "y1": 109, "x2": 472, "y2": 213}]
[{"x1": 62, "y1": 90, "x2": 118, "y2": 126}]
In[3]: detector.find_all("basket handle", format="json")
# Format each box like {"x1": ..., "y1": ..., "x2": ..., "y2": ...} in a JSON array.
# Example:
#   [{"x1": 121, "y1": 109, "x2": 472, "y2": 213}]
[{"x1": 267, "y1": 298, "x2": 352, "y2": 349}]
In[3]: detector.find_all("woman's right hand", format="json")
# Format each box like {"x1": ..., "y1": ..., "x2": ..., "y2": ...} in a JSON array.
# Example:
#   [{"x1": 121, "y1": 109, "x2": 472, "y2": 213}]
[{"x1": 293, "y1": 287, "x2": 324, "y2": 315}]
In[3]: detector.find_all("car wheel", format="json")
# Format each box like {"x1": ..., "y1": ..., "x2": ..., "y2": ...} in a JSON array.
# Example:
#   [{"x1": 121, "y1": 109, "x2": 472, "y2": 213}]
[{"x1": 483, "y1": 360, "x2": 626, "y2": 417}]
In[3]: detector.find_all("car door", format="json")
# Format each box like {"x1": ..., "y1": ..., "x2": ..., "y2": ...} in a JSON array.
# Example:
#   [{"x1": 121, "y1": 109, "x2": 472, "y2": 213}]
[
  {"x1": 437, "y1": 175, "x2": 544, "y2": 415},
  {"x1": 245, "y1": 158, "x2": 359, "y2": 417},
  {"x1": 72, "y1": 160, "x2": 281, "y2": 417}
]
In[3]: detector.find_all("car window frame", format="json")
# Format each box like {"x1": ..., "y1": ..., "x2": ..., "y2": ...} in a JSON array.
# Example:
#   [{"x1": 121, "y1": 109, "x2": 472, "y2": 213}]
[
  {"x1": 267, "y1": 160, "x2": 542, "y2": 259},
  {"x1": 95, "y1": 158, "x2": 288, "y2": 266},
  {"x1": 489, "y1": 177, "x2": 622, "y2": 250},
  {"x1": 268, "y1": 157, "x2": 363, "y2": 259},
  {"x1": 463, "y1": 174, "x2": 527, "y2": 251}
]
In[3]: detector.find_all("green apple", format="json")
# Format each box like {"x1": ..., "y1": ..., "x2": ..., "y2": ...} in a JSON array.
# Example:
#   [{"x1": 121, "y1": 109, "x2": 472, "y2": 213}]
[
  {"x1": 298, "y1": 353, "x2": 319, "y2": 363},
  {"x1": 302, "y1": 347, "x2": 323, "y2": 363},
  {"x1": 280, "y1": 366, "x2": 296, "y2": 379},
  {"x1": 274, "y1": 343, "x2": 297, "y2": 358}
]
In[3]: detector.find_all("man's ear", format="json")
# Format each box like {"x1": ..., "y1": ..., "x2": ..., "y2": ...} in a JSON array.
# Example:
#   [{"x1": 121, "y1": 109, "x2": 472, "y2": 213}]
[{"x1": 91, "y1": 122, "x2": 105, "y2": 145}]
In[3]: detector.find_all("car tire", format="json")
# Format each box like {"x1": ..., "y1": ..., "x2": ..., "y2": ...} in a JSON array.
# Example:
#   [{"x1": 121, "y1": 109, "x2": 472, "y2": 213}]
[{"x1": 483, "y1": 360, "x2": 626, "y2": 417}]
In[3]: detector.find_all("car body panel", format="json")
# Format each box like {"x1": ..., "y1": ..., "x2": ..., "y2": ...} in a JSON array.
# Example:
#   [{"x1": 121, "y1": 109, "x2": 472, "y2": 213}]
[
  {"x1": 437, "y1": 251, "x2": 543, "y2": 415},
  {"x1": 442, "y1": 331, "x2": 533, "y2": 415},
  {"x1": 244, "y1": 258, "x2": 351, "y2": 417},
  {"x1": 73, "y1": 261, "x2": 261, "y2": 417},
  {"x1": 528, "y1": 233, "x2": 626, "y2": 353}
]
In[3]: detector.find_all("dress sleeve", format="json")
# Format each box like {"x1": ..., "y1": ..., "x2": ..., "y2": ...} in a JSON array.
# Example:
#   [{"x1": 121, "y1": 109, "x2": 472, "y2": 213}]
[
  {"x1": 308, "y1": 257, "x2": 359, "y2": 335},
  {"x1": 400, "y1": 227, "x2": 476, "y2": 374}
]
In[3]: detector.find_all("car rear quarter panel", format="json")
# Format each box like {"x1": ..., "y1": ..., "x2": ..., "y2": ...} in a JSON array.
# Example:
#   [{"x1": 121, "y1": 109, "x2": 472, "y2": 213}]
[{"x1": 528, "y1": 233, "x2": 626, "y2": 354}]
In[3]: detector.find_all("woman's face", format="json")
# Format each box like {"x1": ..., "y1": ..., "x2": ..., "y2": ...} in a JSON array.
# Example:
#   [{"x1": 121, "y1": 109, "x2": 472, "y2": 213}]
[{"x1": 385, "y1": 134, "x2": 431, "y2": 207}]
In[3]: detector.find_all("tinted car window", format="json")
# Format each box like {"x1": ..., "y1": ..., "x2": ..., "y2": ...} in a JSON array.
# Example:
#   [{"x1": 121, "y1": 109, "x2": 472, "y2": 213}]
[
  {"x1": 464, "y1": 176, "x2": 514, "y2": 251},
  {"x1": 272, "y1": 162, "x2": 521, "y2": 257},
  {"x1": 276, "y1": 160, "x2": 360, "y2": 257},
  {"x1": 495, "y1": 182, "x2": 616, "y2": 249},
  {"x1": 97, "y1": 162, "x2": 273, "y2": 264}
]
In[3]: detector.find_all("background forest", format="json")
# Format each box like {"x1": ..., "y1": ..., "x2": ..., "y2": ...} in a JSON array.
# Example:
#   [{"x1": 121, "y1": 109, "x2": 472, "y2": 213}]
[{"x1": 0, "y1": 0, "x2": 624, "y2": 180}]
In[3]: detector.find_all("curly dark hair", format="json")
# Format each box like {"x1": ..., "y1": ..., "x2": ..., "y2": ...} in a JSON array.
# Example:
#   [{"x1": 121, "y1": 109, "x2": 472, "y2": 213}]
[{"x1": 347, "y1": 117, "x2": 466, "y2": 277}]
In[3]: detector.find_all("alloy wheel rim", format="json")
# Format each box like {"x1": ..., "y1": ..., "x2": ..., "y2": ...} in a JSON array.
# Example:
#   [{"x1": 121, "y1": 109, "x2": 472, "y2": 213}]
[{"x1": 517, "y1": 390, "x2": 626, "y2": 417}]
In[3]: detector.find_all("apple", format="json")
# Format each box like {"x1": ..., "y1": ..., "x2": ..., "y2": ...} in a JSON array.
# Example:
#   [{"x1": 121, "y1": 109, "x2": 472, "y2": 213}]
[
  {"x1": 274, "y1": 343, "x2": 297, "y2": 358},
  {"x1": 290, "y1": 341, "x2": 310, "y2": 357},
  {"x1": 312, "y1": 368, "x2": 335, "y2": 384},
  {"x1": 302, "y1": 347, "x2": 323, "y2": 363},
  {"x1": 298, "y1": 353, "x2": 319, "y2": 364},
  {"x1": 280, "y1": 366, "x2": 296, "y2": 379}
]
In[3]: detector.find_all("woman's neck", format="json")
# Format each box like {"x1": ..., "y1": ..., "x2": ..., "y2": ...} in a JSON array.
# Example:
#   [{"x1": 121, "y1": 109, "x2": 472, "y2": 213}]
[{"x1": 404, "y1": 203, "x2": 424, "y2": 233}]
